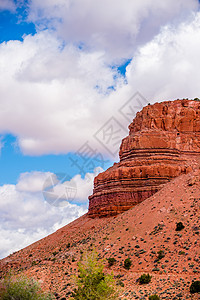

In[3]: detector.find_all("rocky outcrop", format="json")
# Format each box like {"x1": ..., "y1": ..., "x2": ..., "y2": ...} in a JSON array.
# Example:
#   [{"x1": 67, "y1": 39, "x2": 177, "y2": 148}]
[{"x1": 88, "y1": 99, "x2": 200, "y2": 218}]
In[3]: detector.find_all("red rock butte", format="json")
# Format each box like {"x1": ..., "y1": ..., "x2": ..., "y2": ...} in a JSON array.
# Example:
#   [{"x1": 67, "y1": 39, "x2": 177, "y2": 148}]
[{"x1": 88, "y1": 99, "x2": 200, "y2": 218}]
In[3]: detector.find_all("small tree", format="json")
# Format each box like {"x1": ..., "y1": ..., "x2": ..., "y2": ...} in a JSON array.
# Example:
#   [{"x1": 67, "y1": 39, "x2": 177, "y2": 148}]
[
  {"x1": 190, "y1": 280, "x2": 200, "y2": 294},
  {"x1": 138, "y1": 273, "x2": 152, "y2": 284},
  {"x1": 175, "y1": 222, "x2": 185, "y2": 231},
  {"x1": 107, "y1": 258, "x2": 116, "y2": 267},
  {"x1": 71, "y1": 250, "x2": 119, "y2": 300},
  {"x1": 123, "y1": 258, "x2": 132, "y2": 270},
  {"x1": 0, "y1": 274, "x2": 54, "y2": 300},
  {"x1": 157, "y1": 250, "x2": 165, "y2": 260}
]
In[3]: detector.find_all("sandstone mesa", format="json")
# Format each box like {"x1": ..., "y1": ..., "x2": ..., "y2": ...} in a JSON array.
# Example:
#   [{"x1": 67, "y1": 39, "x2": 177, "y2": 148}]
[{"x1": 88, "y1": 99, "x2": 200, "y2": 218}]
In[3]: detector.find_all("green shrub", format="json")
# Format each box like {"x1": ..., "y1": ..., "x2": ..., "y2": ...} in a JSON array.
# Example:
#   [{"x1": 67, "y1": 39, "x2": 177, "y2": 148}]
[
  {"x1": 123, "y1": 258, "x2": 132, "y2": 270},
  {"x1": 0, "y1": 275, "x2": 54, "y2": 300},
  {"x1": 175, "y1": 222, "x2": 185, "y2": 231},
  {"x1": 149, "y1": 295, "x2": 160, "y2": 300},
  {"x1": 138, "y1": 273, "x2": 152, "y2": 284},
  {"x1": 107, "y1": 258, "x2": 116, "y2": 267},
  {"x1": 71, "y1": 250, "x2": 119, "y2": 299},
  {"x1": 190, "y1": 280, "x2": 200, "y2": 294},
  {"x1": 157, "y1": 250, "x2": 165, "y2": 260},
  {"x1": 116, "y1": 280, "x2": 124, "y2": 287}
]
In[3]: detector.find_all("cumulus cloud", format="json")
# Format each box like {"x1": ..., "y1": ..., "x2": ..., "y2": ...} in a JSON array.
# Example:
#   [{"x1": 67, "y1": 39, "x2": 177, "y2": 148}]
[
  {"x1": 0, "y1": 2, "x2": 200, "y2": 159},
  {"x1": 16, "y1": 171, "x2": 53, "y2": 192},
  {"x1": 126, "y1": 12, "x2": 200, "y2": 101},
  {"x1": 27, "y1": 0, "x2": 199, "y2": 62},
  {"x1": 0, "y1": 0, "x2": 15, "y2": 11},
  {"x1": 0, "y1": 31, "x2": 129, "y2": 158},
  {"x1": 0, "y1": 169, "x2": 101, "y2": 258}
]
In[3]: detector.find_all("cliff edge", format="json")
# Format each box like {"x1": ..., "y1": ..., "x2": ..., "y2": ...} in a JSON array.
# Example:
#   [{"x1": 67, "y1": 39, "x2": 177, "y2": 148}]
[{"x1": 88, "y1": 99, "x2": 200, "y2": 217}]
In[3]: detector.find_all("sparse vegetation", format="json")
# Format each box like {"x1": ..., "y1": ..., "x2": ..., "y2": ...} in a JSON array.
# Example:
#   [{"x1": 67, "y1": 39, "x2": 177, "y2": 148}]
[
  {"x1": 190, "y1": 280, "x2": 200, "y2": 294},
  {"x1": 116, "y1": 280, "x2": 124, "y2": 287},
  {"x1": 157, "y1": 250, "x2": 165, "y2": 260},
  {"x1": 0, "y1": 275, "x2": 54, "y2": 300},
  {"x1": 176, "y1": 222, "x2": 185, "y2": 231},
  {"x1": 138, "y1": 273, "x2": 152, "y2": 284},
  {"x1": 107, "y1": 257, "x2": 116, "y2": 267},
  {"x1": 71, "y1": 250, "x2": 119, "y2": 299},
  {"x1": 149, "y1": 295, "x2": 160, "y2": 300},
  {"x1": 123, "y1": 258, "x2": 132, "y2": 270}
]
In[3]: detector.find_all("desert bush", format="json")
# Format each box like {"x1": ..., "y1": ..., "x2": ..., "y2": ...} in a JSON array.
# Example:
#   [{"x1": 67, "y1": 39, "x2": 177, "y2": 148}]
[
  {"x1": 123, "y1": 258, "x2": 132, "y2": 270},
  {"x1": 190, "y1": 280, "x2": 200, "y2": 294},
  {"x1": 138, "y1": 273, "x2": 152, "y2": 284},
  {"x1": 116, "y1": 280, "x2": 124, "y2": 287},
  {"x1": 0, "y1": 274, "x2": 54, "y2": 300},
  {"x1": 149, "y1": 294, "x2": 160, "y2": 300},
  {"x1": 107, "y1": 257, "x2": 116, "y2": 267},
  {"x1": 175, "y1": 222, "x2": 185, "y2": 231},
  {"x1": 157, "y1": 250, "x2": 165, "y2": 260},
  {"x1": 71, "y1": 250, "x2": 119, "y2": 299}
]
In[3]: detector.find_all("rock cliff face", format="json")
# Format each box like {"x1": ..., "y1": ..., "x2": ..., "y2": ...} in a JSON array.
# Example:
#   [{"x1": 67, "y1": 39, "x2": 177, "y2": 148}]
[{"x1": 88, "y1": 99, "x2": 200, "y2": 218}]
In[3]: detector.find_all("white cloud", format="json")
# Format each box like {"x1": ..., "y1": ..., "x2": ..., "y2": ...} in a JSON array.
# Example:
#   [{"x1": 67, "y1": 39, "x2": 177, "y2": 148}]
[
  {"x1": 16, "y1": 171, "x2": 53, "y2": 193},
  {"x1": 0, "y1": 0, "x2": 15, "y2": 11},
  {"x1": 0, "y1": 31, "x2": 129, "y2": 158},
  {"x1": 0, "y1": 3, "x2": 200, "y2": 159},
  {"x1": 126, "y1": 12, "x2": 200, "y2": 101},
  {"x1": 70, "y1": 167, "x2": 103, "y2": 203},
  {"x1": 27, "y1": 0, "x2": 199, "y2": 62},
  {"x1": 0, "y1": 169, "x2": 102, "y2": 259}
]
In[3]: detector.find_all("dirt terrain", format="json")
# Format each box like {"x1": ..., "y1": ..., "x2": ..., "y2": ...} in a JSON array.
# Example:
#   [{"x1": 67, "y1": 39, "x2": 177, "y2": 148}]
[{"x1": 1, "y1": 168, "x2": 199, "y2": 299}]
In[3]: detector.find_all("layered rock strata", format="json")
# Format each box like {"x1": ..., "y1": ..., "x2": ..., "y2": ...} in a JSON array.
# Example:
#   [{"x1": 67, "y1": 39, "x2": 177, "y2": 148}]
[{"x1": 88, "y1": 99, "x2": 200, "y2": 218}]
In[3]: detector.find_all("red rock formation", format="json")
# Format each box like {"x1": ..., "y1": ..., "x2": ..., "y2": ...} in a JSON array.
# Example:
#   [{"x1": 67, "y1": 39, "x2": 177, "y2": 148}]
[{"x1": 88, "y1": 99, "x2": 200, "y2": 218}]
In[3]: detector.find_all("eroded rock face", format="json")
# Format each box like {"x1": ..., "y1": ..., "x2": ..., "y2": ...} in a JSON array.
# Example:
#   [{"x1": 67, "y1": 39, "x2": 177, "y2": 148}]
[{"x1": 88, "y1": 99, "x2": 200, "y2": 218}]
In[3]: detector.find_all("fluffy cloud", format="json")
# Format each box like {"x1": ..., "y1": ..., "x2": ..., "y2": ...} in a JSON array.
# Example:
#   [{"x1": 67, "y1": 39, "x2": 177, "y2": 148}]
[
  {"x1": 0, "y1": 2, "x2": 200, "y2": 159},
  {"x1": 0, "y1": 169, "x2": 101, "y2": 258},
  {"x1": 0, "y1": 0, "x2": 15, "y2": 11},
  {"x1": 16, "y1": 171, "x2": 53, "y2": 192},
  {"x1": 27, "y1": 0, "x2": 199, "y2": 62},
  {"x1": 126, "y1": 12, "x2": 200, "y2": 101},
  {"x1": 0, "y1": 31, "x2": 130, "y2": 158}
]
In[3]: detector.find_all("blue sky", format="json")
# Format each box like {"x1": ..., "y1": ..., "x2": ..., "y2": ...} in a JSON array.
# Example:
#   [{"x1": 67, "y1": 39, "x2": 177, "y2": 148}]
[
  {"x1": 0, "y1": 134, "x2": 112, "y2": 185},
  {"x1": 0, "y1": 1, "x2": 131, "y2": 187},
  {"x1": 0, "y1": 6, "x2": 36, "y2": 43},
  {"x1": 0, "y1": 0, "x2": 200, "y2": 259}
]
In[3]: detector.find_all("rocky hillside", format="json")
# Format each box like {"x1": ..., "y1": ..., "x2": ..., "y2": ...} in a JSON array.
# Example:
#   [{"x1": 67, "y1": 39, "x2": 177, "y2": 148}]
[
  {"x1": 0, "y1": 99, "x2": 200, "y2": 299},
  {"x1": 0, "y1": 169, "x2": 199, "y2": 299},
  {"x1": 89, "y1": 99, "x2": 200, "y2": 218}
]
